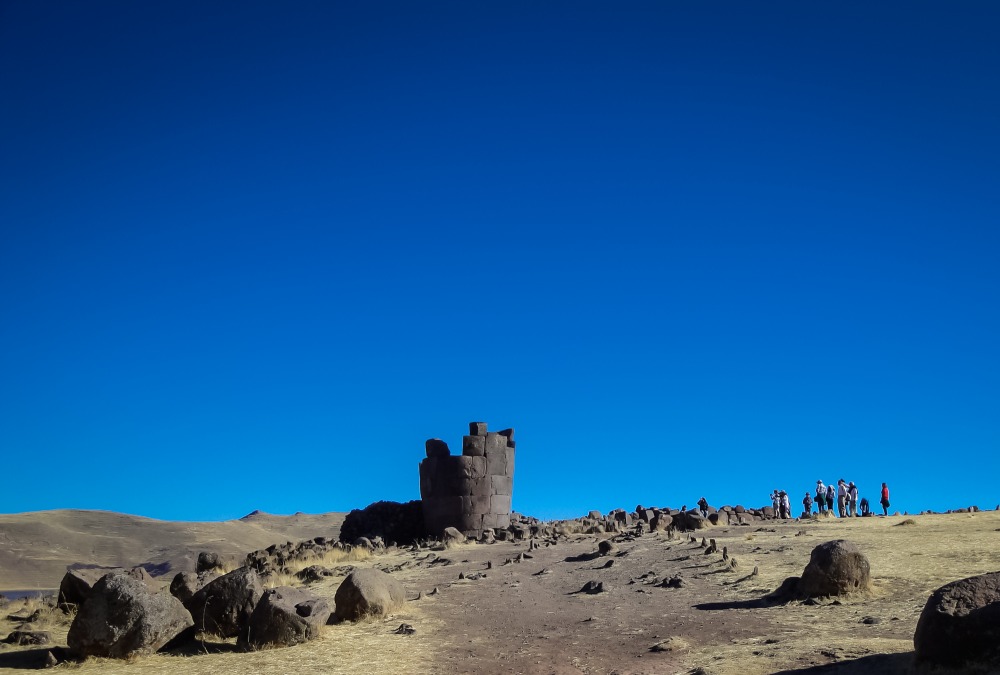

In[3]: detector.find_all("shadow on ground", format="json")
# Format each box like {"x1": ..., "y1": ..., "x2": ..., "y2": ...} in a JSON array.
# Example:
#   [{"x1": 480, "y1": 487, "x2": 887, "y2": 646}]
[{"x1": 772, "y1": 652, "x2": 913, "y2": 674}]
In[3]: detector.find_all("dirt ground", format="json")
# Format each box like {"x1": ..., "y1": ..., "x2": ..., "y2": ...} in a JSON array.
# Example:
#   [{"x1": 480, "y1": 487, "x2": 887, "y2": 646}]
[{"x1": 1, "y1": 510, "x2": 999, "y2": 674}]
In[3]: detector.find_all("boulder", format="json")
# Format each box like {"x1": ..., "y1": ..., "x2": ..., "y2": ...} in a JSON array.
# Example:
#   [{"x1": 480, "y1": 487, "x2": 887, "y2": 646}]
[
  {"x1": 798, "y1": 540, "x2": 871, "y2": 597},
  {"x1": 241, "y1": 586, "x2": 331, "y2": 649},
  {"x1": 442, "y1": 527, "x2": 465, "y2": 546},
  {"x1": 184, "y1": 567, "x2": 263, "y2": 638},
  {"x1": 67, "y1": 571, "x2": 193, "y2": 658},
  {"x1": 58, "y1": 566, "x2": 149, "y2": 608},
  {"x1": 334, "y1": 568, "x2": 406, "y2": 621},
  {"x1": 196, "y1": 552, "x2": 226, "y2": 574},
  {"x1": 914, "y1": 571, "x2": 1000, "y2": 667},
  {"x1": 169, "y1": 571, "x2": 219, "y2": 604}
]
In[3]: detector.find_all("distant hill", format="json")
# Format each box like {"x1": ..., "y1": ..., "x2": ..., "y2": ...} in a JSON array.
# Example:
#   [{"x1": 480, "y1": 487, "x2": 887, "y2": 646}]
[{"x1": 0, "y1": 509, "x2": 346, "y2": 592}]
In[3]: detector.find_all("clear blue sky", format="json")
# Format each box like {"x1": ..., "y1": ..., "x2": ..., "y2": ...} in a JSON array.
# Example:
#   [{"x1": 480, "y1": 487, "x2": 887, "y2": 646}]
[{"x1": 1, "y1": 1, "x2": 997, "y2": 521}]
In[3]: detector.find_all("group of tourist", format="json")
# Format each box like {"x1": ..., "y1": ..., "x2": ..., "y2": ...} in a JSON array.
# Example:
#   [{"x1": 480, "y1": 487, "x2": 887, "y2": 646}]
[
  {"x1": 803, "y1": 479, "x2": 891, "y2": 517},
  {"x1": 769, "y1": 490, "x2": 793, "y2": 519}
]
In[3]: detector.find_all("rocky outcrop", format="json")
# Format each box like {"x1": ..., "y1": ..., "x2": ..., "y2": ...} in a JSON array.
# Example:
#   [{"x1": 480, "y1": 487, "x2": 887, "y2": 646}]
[
  {"x1": 914, "y1": 571, "x2": 1000, "y2": 668},
  {"x1": 184, "y1": 567, "x2": 263, "y2": 638},
  {"x1": 67, "y1": 571, "x2": 193, "y2": 658},
  {"x1": 241, "y1": 587, "x2": 331, "y2": 649},
  {"x1": 333, "y1": 568, "x2": 406, "y2": 621}
]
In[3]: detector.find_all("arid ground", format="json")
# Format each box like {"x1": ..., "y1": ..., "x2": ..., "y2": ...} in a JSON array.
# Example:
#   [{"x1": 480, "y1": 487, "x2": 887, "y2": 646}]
[{"x1": 2, "y1": 509, "x2": 999, "y2": 674}]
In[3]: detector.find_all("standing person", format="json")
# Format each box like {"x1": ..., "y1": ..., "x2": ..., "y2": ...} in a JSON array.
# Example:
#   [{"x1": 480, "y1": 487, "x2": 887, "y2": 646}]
[
  {"x1": 771, "y1": 491, "x2": 780, "y2": 519},
  {"x1": 827, "y1": 483, "x2": 837, "y2": 517},
  {"x1": 697, "y1": 496, "x2": 709, "y2": 518},
  {"x1": 880, "y1": 483, "x2": 891, "y2": 516},
  {"x1": 803, "y1": 491, "x2": 813, "y2": 517},
  {"x1": 848, "y1": 482, "x2": 859, "y2": 517},
  {"x1": 781, "y1": 491, "x2": 791, "y2": 519},
  {"x1": 837, "y1": 479, "x2": 848, "y2": 517},
  {"x1": 815, "y1": 480, "x2": 826, "y2": 514}
]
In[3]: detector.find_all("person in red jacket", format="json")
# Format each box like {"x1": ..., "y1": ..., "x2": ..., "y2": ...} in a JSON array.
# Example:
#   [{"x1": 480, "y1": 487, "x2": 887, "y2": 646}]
[{"x1": 880, "y1": 483, "x2": 890, "y2": 516}]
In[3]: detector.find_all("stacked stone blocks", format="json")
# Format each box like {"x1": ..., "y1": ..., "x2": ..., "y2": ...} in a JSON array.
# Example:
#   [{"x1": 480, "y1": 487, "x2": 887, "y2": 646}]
[{"x1": 420, "y1": 422, "x2": 516, "y2": 536}]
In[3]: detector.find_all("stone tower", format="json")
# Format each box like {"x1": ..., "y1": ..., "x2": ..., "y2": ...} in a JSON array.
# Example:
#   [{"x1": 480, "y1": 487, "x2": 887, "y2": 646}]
[{"x1": 419, "y1": 422, "x2": 515, "y2": 537}]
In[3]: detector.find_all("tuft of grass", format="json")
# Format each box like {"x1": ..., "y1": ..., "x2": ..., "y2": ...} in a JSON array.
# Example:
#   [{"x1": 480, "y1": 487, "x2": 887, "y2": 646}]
[{"x1": 895, "y1": 518, "x2": 917, "y2": 526}]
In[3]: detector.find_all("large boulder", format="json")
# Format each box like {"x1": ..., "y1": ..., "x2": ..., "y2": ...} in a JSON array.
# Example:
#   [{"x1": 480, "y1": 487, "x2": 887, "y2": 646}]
[
  {"x1": 914, "y1": 571, "x2": 1000, "y2": 668},
  {"x1": 334, "y1": 568, "x2": 406, "y2": 621},
  {"x1": 184, "y1": 567, "x2": 263, "y2": 638},
  {"x1": 241, "y1": 586, "x2": 331, "y2": 649},
  {"x1": 798, "y1": 540, "x2": 871, "y2": 597},
  {"x1": 58, "y1": 566, "x2": 150, "y2": 608},
  {"x1": 67, "y1": 571, "x2": 193, "y2": 658}
]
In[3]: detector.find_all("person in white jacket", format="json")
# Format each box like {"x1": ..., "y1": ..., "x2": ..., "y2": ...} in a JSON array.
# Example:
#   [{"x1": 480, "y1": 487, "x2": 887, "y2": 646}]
[
  {"x1": 781, "y1": 491, "x2": 792, "y2": 519},
  {"x1": 837, "y1": 479, "x2": 848, "y2": 517},
  {"x1": 848, "y1": 482, "x2": 859, "y2": 517}
]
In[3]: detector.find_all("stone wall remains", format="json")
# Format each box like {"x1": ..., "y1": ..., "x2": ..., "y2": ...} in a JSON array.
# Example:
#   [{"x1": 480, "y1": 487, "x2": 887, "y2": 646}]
[{"x1": 419, "y1": 422, "x2": 515, "y2": 537}]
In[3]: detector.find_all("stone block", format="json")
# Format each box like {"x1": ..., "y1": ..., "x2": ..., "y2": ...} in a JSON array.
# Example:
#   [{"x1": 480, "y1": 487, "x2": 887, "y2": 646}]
[
  {"x1": 490, "y1": 494, "x2": 512, "y2": 514},
  {"x1": 490, "y1": 475, "x2": 513, "y2": 495},
  {"x1": 455, "y1": 455, "x2": 487, "y2": 480},
  {"x1": 484, "y1": 433, "x2": 507, "y2": 455},
  {"x1": 481, "y1": 512, "x2": 499, "y2": 529},
  {"x1": 497, "y1": 428, "x2": 514, "y2": 445},
  {"x1": 486, "y1": 450, "x2": 507, "y2": 476},
  {"x1": 466, "y1": 477, "x2": 491, "y2": 497},
  {"x1": 505, "y1": 448, "x2": 515, "y2": 476},
  {"x1": 425, "y1": 439, "x2": 450, "y2": 458},
  {"x1": 469, "y1": 422, "x2": 487, "y2": 436},
  {"x1": 462, "y1": 496, "x2": 492, "y2": 515},
  {"x1": 462, "y1": 435, "x2": 486, "y2": 456},
  {"x1": 495, "y1": 513, "x2": 511, "y2": 529}
]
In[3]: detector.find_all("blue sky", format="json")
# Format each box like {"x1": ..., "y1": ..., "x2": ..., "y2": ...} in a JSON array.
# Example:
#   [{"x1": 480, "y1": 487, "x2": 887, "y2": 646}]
[{"x1": 1, "y1": 1, "x2": 997, "y2": 521}]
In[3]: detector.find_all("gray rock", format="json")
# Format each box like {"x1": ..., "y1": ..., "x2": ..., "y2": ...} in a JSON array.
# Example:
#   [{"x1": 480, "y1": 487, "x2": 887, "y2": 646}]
[
  {"x1": 914, "y1": 571, "x2": 1000, "y2": 667},
  {"x1": 184, "y1": 567, "x2": 263, "y2": 638},
  {"x1": 241, "y1": 586, "x2": 331, "y2": 649},
  {"x1": 196, "y1": 552, "x2": 225, "y2": 574},
  {"x1": 334, "y1": 568, "x2": 406, "y2": 621},
  {"x1": 67, "y1": 571, "x2": 193, "y2": 658}
]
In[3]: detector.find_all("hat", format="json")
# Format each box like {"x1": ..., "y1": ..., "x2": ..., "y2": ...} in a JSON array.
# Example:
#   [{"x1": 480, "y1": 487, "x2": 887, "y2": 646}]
[{"x1": 849, "y1": 482, "x2": 855, "y2": 487}]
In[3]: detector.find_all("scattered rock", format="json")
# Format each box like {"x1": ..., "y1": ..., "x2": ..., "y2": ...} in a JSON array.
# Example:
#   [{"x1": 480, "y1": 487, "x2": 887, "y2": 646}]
[
  {"x1": 650, "y1": 636, "x2": 690, "y2": 652},
  {"x1": 67, "y1": 570, "x2": 193, "y2": 658},
  {"x1": 296, "y1": 565, "x2": 335, "y2": 584},
  {"x1": 597, "y1": 539, "x2": 618, "y2": 556},
  {"x1": 860, "y1": 616, "x2": 881, "y2": 625},
  {"x1": 3, "y1": 630, "x2": 50, "y2": 646},
  {"x1": 394, "y1": 623, "x2": 416, "y2": 635},
  {"x1": 578, "y1": 581, "x2": 606, "y2": 594}
]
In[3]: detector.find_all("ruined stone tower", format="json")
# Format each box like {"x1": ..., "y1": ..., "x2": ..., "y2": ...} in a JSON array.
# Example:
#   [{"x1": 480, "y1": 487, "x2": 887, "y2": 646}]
[{"x1": 419, "y1": 422, "x2": 515, "y2": 537}]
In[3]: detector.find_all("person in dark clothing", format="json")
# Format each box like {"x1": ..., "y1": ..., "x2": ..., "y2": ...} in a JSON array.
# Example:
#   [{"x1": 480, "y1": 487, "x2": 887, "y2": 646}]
[
  {"x1": 803, "y1": 492, "x2": 813, "y2": 517},
  {"x1": 859, "y1": 497, "x2": 870, "y2": 516},
  {"x1": 697, "y1": 497, "x2": 709, "y2": 518}
]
